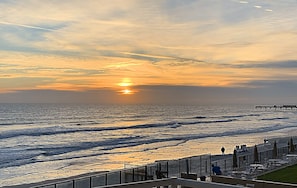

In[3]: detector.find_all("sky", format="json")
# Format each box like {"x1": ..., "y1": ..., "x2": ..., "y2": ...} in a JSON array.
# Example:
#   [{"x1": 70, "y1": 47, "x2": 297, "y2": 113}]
[{"x1": 0, "y1": 0, "x2": 297, "y2": 104}]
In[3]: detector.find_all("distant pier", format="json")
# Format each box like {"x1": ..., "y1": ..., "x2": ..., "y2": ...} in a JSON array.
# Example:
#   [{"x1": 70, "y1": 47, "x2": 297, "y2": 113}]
[{"x1": 255, "y1": 105, "x2": 297, "y2": 110}]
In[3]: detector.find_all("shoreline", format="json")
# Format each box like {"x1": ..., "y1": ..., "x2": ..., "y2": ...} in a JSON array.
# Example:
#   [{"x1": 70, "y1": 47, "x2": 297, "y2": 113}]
[{"x1": 4, "y1": 135, "x2": 296, "y2": 188}]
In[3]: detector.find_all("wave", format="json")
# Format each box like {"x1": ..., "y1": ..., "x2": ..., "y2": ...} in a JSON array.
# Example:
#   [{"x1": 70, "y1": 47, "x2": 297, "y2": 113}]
[
  {"x1": 261, "y1": 117, "x2": 289, "y2": 121},
  {"x1": 194, "y1": 116, "x2": 207, "y2": 119},
  {"x1": 0, "y1": 119, "x2": 237, "y2": 140},
  {"x1": 187, "y1": 113, "x2": 260, "y2": 120},
  {"x1": 129, "y1": 115, "x2": 151, "y2": 119},
  {"x1": 0, "y1": 135, "x2": 144, "y2": 168},
  {"x1": 0, "y1": 119, "x2": 99, "y2": 127},
  {"x1": 0, "y1": 147, "x2": 45, "y2": 168},
  {"x1": 40, "y1": 135, "x2": 144, "y2": 156},
  {"x1": 221, "y1": 114, "x2": 261, "y2": 119},
  {"x1": 1, "y1": 122, "x2": 296, "y2": 169},
  {"x1": 0, "y1": 123, "x2": 16, "y2": 126},
  {"x1": 0, "y1": 115, "x2": 290, "y2": 142},
  {"x1": 0, "y1": 122, "x2": 35, "y2": 126}
]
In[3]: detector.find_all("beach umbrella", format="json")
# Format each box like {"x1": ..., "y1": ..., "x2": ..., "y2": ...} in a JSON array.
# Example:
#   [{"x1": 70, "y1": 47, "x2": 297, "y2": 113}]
[
  {"x1": 272, "y1": 141, "x2": 278, "y2": 158},
  {"x1": 288, "y1": 141, "x2": 290, "y2": 152},
  {"x1": 254, "y1": 145, "x2": 259, "y2": 163},
  {"x1": 289, "y1": 137, "x2": 295, "y2": 153}
]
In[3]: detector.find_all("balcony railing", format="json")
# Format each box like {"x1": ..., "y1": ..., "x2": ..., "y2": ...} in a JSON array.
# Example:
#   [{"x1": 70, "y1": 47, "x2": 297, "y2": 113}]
[{"x1": 98, "y1": 177, "x2": 242, "y2": 188}]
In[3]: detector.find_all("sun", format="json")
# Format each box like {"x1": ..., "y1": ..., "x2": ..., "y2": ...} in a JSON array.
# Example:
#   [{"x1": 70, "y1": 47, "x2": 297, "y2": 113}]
[
  {"x1": 117, "y1": 78, "x2": 136, "y2": 95},
  {"x1": 122, "y1": 89, "x2": 133, "y2": 95}
]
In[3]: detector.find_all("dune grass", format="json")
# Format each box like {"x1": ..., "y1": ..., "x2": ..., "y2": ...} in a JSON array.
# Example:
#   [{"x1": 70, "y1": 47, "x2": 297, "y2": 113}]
[{"x1": 257, "y1": 163, "x2": 297, "y2": 184}]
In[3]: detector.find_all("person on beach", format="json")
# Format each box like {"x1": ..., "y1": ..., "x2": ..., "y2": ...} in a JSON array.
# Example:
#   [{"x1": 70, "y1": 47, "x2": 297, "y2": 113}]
[{"x1": 221, "y1": 147, "x2": 225, "y2": 155}]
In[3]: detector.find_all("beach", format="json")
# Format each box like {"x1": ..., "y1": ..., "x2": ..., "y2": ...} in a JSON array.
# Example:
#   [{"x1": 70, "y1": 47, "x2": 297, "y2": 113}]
[
  {"x1": 1, "y1": 104, "x2": 297, "y2": 187},
  {"x1": 5, "y1": 135, "x2": 296, "y2": 188}
]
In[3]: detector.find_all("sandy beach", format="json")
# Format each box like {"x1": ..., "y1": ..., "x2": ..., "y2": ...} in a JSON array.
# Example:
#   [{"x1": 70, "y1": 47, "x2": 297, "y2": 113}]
[{"x1": 5, "y1": 135, "x2": 296, "y2": 188}]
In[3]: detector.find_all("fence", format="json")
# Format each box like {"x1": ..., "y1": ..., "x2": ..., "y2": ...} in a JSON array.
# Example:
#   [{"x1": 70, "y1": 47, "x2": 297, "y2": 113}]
[
  {"x1": 32, "y1": 154, "x2": 212, "y2": 188},
  {"x1": 212, "y1": 176, "x2": 297, "y2": 188},
  {"x1": 99, "y1": 177, "x2": 243, "y2": 188},
  {"x1": 232, "y1": 142, "x2": 295, "y2": 170}
]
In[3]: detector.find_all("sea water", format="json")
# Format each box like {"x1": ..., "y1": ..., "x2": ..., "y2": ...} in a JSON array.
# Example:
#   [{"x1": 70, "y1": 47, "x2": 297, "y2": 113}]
[{"x1": 1, "y1": 103, "x2": 297, "y2": 186}]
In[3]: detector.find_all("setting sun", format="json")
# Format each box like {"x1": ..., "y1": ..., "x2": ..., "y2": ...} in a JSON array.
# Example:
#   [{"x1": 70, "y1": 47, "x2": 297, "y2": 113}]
[
  {"x1": 122, "y1": 89, "x2": 132, "y2": 95},
  {"x1": 118, "y1": 78, "x2": 136, "y2": 95}
]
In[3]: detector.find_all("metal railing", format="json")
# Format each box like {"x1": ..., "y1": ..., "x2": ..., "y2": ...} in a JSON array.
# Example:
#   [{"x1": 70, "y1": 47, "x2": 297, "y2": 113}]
[
  {"x1": 99, "y1": 177, "x2": 242, "y2": 188},
  {"x1": 32, "y1": 155, "x2": 212, "y2": 188}
]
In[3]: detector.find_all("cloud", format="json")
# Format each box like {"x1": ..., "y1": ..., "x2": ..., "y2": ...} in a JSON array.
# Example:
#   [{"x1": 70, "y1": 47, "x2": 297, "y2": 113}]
[
  {"x1": 0, "y1": 77, "x2": 55, "y2": 90},
  {"x1": 0, "y1": 63, "x2": 18, "y2": 67},
  {"x1": 0, "y1": 21, "x2": 55, "y2": 31},
  {"x1": 120, "y1": 51, "x2": 206, "y2": 65},
  {"x1": 0, "y1": 0, "x2": 297, "y2": 101},
  {"x1": 254, "y1": 5, "x2": 262, "y2": 9},
  {"x1": 230, "y1": 60, "x2": 297, "y2": 69},
  {"x1": 1, "y1": 0, "x2": 296, "y2": 61},
  {"x1": 121, "y1": 52, "x2": 173, "y2": 60}
]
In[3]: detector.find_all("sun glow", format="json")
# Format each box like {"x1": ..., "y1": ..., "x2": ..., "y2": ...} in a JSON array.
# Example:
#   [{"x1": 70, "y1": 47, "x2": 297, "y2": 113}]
[
  {"x1": 118, "y1": 78, "x2": 132, "y2": 87},
  {"x1": 118, "y1": 78, "x2": 136, "y2": 95},
  {"x1": 122, "y1": 89, "x2": 132, "y2": 95}
]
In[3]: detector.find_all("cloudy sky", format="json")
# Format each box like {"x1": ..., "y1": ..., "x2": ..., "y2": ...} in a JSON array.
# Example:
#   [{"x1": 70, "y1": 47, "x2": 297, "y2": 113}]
[{"x1": 0, "y1": 0, "x2": 297, "y2": 104}]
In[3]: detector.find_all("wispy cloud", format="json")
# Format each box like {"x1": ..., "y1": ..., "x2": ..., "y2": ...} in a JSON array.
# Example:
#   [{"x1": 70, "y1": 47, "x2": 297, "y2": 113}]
[
  {"x1": 0, "y1": 0, "x2": 297, "y2": 99},
  {"x1": 120, "y1": 52, "x2": 174, "y2": 61},
  {"x1": 0, "y1": 21, "x2": 55, "y2": 31}
]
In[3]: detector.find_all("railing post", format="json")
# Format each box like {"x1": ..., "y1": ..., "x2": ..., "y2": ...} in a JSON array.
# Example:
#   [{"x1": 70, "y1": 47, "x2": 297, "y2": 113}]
[
  {"x1": 90, "y1": 176, "x2": 92, "y2": 188},
  {"x1": 132, "y1": 168, "x2": 135, "y2": 182},
  {"x1": 178, "y1": 159, "x2": 181, "y2": 177},
  {"x1": 166, "y1": 161, "x2": 169, "y2": 178},
  {"x1": 145, "y1": 166, "x2": 148, "y2": 180},
  {"x1": 120, "y1": 171, "x2": 122, "y2": 184},
  {"x1": 185, "y1": 158, "x2": 187, "y2": 175},
  {"x1": 105, "y1": 173, "x2": 108, "y2": 185},
  {"x1": 209, "y1": 154, "x2": 212, "y2": 176},
  {"x1": 199, "y1": 156, "x2": 202, "y2": 176}
]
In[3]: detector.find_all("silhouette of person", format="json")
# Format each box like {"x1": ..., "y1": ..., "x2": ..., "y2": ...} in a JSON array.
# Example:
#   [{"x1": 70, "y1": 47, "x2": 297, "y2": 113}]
[{"x1": 221, "y1": 147, "x2": 225, "y2": 155}]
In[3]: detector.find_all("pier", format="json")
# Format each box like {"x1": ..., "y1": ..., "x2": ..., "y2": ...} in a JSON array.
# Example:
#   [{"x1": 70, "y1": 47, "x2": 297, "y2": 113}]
[{"x1": 255, "y1": 105, "x2": 297, "y2": 110}]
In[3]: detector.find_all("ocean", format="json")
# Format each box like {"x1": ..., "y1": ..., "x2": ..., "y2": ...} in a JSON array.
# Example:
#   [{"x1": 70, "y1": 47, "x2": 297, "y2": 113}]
[{"x1": 1, "y1": 103, "x2": 297, "y2": 186}]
